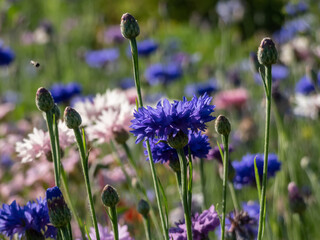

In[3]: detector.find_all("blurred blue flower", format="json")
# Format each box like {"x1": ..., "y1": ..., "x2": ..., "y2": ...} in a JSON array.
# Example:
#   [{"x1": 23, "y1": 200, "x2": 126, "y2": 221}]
[
  {"x1": 2, "y1": 90, "x2": 21, "y2": 104},
  {"x1": 131, "y1": 93, "x2": 215, "y2": 143},
  {"x1": 254, "y1": 64, "x2": 289, "y2": 84},
  {"x1": 70, "y1": 95, "x2": 94, "y2": 107},
  {"x1": 169, "y1": 205, "x2": 220, "y2": 240},
  {"x1": 145, "y1": 131, "x2": 211, "y2": 164},
  {"x1": 85, "y1": 48, "x2": 119, "y2": 68},
  {"x1": 144, "y1": 63, "x2": 182, "y2": 85},
  {"x1": 232, "y1": 153, "x2": 281, "y2": 189},
  {"x1": 295, "y1": 73, "x2": 320, "y2": 95},
  {"x1": 119, "y1": 77, "x2": 135, "y2": 89},
  {"x1": 285, "y1": 1, "x2": 308, "y2": 16},
  {"x1": 185, "y1": 78, "x2": 218, "y2": 97},
  {"x1": 0, "y1": 41, "x2": 15, "y2": 66},
  {"x1": 215, "y1": 0, "x2": 245, "y2": 24},
  {"x1": 0, "y1": 154, "x2": 13, "y2": 168},
  {"x1": 50, "y1": 82, "x2": 82, "y2": 103},
  {"x1": 216, "y1": 201, "x2": 259, "y2": 239},
  {"x1": 273, "y1": 18, "x2": 310, "y2": 45},
  {"x1": 137, "y1": 39, "x2": 158, "y2": 57},
  {"x1": 0, "y1": 198, "x2": 57, "y2": 239}
]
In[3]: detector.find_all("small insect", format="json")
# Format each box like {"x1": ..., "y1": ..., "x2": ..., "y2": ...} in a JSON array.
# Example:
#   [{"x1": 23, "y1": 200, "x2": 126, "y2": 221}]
[{"x1": 30, "y1": 60, "x2": 40, "y2": 68}]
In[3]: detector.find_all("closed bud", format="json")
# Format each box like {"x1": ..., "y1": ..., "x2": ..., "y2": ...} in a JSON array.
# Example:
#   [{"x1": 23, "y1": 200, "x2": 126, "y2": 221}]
[
  {"x1": 257, "y1": 37, "x2": 278, "y2": 66},
  {"x1": 215, "y1": 115, "x2": 231, "y2": 136},
  {"x1": 36, "y1": 87, "x2": 54, "y2": 112},
  {"x1": 101, "y1": 185, "x2": 119, "y2": 208},
  {"x1": 52, "y1": 104, "x2": 61, "y2": 121},
  {"x1": 114, "y1": 128, "x2": 130, "y2": 144},
  {"x1": 137, "y1": 199, "x2": 150, "y2": 218},
  {"x1": 169, "y1": 159, "x2": 181, "y2": 173},
  {"x1": 120, "y1": 13, "x2": 140, "y2": 39},
  {"x1": 167, "y1": 131, "x2": 188, "y2": 149},
  {"x1": 64, "y1": 106, "x2": 82, "y2": 129},
  {"x1": 46, "y1": 186, "x2": 71, "y2": 228}
]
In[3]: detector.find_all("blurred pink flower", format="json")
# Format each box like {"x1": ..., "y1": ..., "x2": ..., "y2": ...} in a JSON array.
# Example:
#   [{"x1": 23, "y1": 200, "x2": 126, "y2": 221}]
[
  {"x1": 25, "y1": 161, "x2": 53, "y2": 186},
  {"x1": 214, "y1": 88, "x2": 248, "y2": 109},
  {"x1": 99, "y1": 165, "x2": 135, "y2": 185},
  {"x1": 0, "y1": 103, "x2": 15, "y2": 120}
]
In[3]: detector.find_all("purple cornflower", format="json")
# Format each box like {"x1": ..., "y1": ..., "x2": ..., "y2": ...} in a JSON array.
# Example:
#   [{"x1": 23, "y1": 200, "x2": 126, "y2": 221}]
[
  {"x1": 144, "y1": 63, "x2": 182, "y2": 85},
  {"x1": 184, "y1": 78, "x2": 218, "y2": 97},
  {"x1": 0, "y1": 198, "x2": 57, "y2": 239},
  {"x1": 295, "y1": 73, "x2": 320, "y2": 95},
  {"x1": 130, "y1": 93, "x2": 215, "y2": 143},
  {"x1": 216, "y1": 201, "x2": 259, "y2": 239},
  {"x1": 145, "y1": 131, "x2": 211, "y2": 164},
  {"x1": 232, "y1": 153, "x2": 281, "y2": 189},
  {"x1": 0, "y1": 41, "x2": 15, "y2": 66},
  {"x1": 169, "y1": 205, "x2": 220, "y2": 240},
  {"x1": 50, "y1": 82, "x2": 82, "y2": 103},
  {"x1": 104, "y1": 26, "x2": 125, "y2": 44},
  {"x1": 85, "y1": 48, "x2": 119, "y2": 68}
]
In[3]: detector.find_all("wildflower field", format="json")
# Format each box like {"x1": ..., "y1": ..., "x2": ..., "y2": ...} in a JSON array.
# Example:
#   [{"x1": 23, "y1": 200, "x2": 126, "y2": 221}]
[{"x1": 1, "y1": 0, "x2": 320, "y2": 239}]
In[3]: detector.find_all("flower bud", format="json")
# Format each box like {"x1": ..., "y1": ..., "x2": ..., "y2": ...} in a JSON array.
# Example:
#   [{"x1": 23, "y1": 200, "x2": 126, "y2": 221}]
[
  {"x1": 257, "y1": 37, "x2": 278, "y2": 66},
  {"x1": 64, "y1": 106, "x2": 82, "y2": 129},
  {"x1": 288, "y1": 182, "x2": 306, "y2": 214},
  {"x1": 101, "y1": 185, "x2": 119, "y2": 208},
  {"x1": 114, "y1": 128, "x2": 130, "y2": 144},
  {"x1": 137, "y1": 199, "x2": 150, "y2": 218},
  {"x1": 46, "y1": 186, "x2": 71, "y2": 228},
  {"x1": 167, "y1": 131, "x2": 189, "y2": 149},
  {"x1": 120, "y1": 13, "x2": 140, "y2": 39},
  {"x1": 215, "y1": 115, "x2": 231, "y2": 136},
  {"x1": 52, "y1": 104, "x2": 60, "y2": 121},
  {"x1": 36, "y1": 87, "x2": 54, "y2": 112},
  {"x1": 169, "y1": 158, "x2": 181, "y2": 173}
]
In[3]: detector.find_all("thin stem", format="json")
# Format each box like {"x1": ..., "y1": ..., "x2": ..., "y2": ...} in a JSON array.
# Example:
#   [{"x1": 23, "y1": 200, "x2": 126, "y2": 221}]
[
  {"x1": 199, "y1": 158, "x2": 207, "y2": 209},
  {"x1": 122, "y1": 142, "x2": 138, "y2": 170},
  {"x1": 110, "y1": 206, "x2": 119, "y2": 240},
  {"x1": 187, "y1": 151, "x2": 193, "y2": 214},
  {"x1": 129, "y1": 37, "x2": 168, "y2": 240},
  {"x1": 228, "y1": 183, "x2": 239, "y2": 212},
  {"x1": 177, "y1": 148, "x2": 193, "y2": 240},
  {"x1": 129, "y1": 38, "x2": 143, "y2": 107},
  {"x1": 221, "y1": 135, "x2": 229, "y2": 240},
  {"x1": 142, "y1": 216, "x2": 152, "y2": 240},
  {"x1": 257, "y1": 65, "x2": 272, "y2": 240},
  {"x1": 73, "y1": 128, "x2": 100, "y2": 240},
  {"x1": 53, "y1": 117, "x2": 62, "y2": 183},
  {"x1": 45, "y1": 112, "x2": 60, "y2": 187}
]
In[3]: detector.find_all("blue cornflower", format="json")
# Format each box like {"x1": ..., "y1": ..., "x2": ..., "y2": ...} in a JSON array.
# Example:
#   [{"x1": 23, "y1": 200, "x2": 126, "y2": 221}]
[
  {"x1": 295, "y1": 73, "x2": 320, "y2": 95},
  {"x1": 145, "y1": 131, "x2": 211, "y2": 164},
  {"x1": 184, "y1": 78, "x2": 218, "y2": 97},
  {"x1": 119, "y1": 77, "x2": 135, "y2": 89},
  {"x1": 137, "y1": 39, "x2": 158, "y2": 57},
  {"x1": 144, "y1": 63, "x2": 182, "y2": 85},
  {"x1": 130, "y1": 93, "x2": 215, "y2": 143},
  {"x1": 85, "y1": 48, "x2": 119, "y2": 68},
  {"x1": 232, "y1": 153, "x2": 281, "y2": 189},
  {"x1": 254, "y1": 64, "x2": 289, "y2": 84},
  {"x1": 0, "y1": 198, "x2": 57, "y2": 239},
  {"x1": 50, "y1": 82, "x2": 82, "y2": 103},
  {"x1": 285, "y1": 1, "x2": 308, "y2": 16},
  {"x1": 0, "y1": 41, "x2": 15, "y2": 66},
  {"x1": 273, "y1": 17, "x2": 310, "y2": 45},
  {"x1": 216, "y1": 201, "x2": 259, "y2": 239}
]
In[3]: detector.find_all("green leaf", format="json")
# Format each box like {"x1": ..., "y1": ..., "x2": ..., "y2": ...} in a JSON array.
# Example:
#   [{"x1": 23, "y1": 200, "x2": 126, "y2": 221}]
[
  {"x1": 84, "y1": 224, "x2": 92, "y2": 240},
  {"x1": 158, "y1": 177, "x2": 169, "y2": 230},
  {"x1": 254, "y1": 155, "x2": 261, "y2": 201}
]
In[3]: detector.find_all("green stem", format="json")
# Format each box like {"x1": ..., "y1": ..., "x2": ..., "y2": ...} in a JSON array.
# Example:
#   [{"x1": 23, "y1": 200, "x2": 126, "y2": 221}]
[
  {"x1": 53, "y1": 117, "x2": 62, "y2": 183},
  {"x1": 110, "y1": 206, "x2": 119, "y2": 240},
  {"x1": 129, "y1": 37, "x2": 168, "y2": 240},
  {"x1": 45, "y1": 112, "x2": 60, "y2": 187},
  {"x1": 221, "y1": 135, "x2": 229, "y2": 240},
  {"x1": 199, "y1": 158, "x2": 207, "y2": 209},
  {"x1": 257, "y1": 65, "x2": 272, "y2": 240},
  {"x1": 142, "y1": 216, "x2": 152, "y2": 240},
  {"x1": 187, "y1": 151, "x2": 193, "y2": 214},
  {"x1": 60, "y1": 226, "x2": 70, "y2": 240},
  {"x1": 122, "y1": 142, "x2": 138, "y2": 170},
  {"x1": 177, "y1": 148, "x2": 193, "y2": 240},
  {"x1": 228, "y1": 182, "x2": 239, "y2": 212},
  {"x1": 73, "y1": 128, "x2": 100, "y2": 240}
]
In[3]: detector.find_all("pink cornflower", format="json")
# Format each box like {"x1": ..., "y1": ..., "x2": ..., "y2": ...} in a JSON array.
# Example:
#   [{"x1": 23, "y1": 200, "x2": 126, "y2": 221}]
[{"x1": 214, "y1": 88, "x2": 248, "y2": 110}]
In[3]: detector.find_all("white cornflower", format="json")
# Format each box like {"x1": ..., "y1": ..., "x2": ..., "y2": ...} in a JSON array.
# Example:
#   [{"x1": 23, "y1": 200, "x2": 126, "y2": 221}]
[{"x1": 293, "y1": 94, "x2": 320, "y2": 119}]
